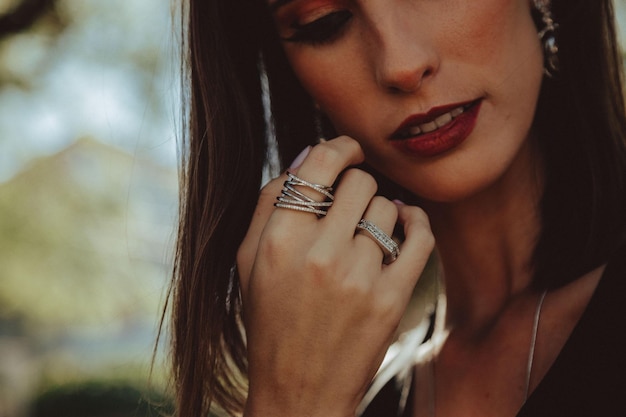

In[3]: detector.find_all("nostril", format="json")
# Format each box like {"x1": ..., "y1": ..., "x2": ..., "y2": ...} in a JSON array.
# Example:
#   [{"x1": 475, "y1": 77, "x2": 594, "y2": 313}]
[{"x1": 378, "y1": 62, "x2": 437, "y2": 94}]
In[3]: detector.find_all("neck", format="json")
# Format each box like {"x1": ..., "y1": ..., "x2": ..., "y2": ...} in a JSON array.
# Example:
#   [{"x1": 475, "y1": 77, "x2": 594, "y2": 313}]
[{"x1": 423, "y1": 142, "x2": 544, "y2": 333}]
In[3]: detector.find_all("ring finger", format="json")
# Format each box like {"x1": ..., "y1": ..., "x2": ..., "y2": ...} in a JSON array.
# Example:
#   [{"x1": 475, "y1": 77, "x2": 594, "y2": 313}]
[{"x1": 353, "y1": 196, "x2": 399, "y2": 267}]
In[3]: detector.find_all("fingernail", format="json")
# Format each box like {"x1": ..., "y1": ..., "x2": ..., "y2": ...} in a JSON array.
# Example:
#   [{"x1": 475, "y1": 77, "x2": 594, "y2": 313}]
[
  {"x1": 393, "y1": 199, "x2": 406, "y2": 205},
  {"x1": 289, "y1": 146, "x2": 311, "y2": 169}
]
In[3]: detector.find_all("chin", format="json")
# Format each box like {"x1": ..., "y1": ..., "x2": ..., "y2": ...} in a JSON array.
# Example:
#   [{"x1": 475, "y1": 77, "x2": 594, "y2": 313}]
[
  {"x1": 388, "y1": 158, "x2": 515, "y2": 206},
  {"x1": 409, "y1": 181, "x2": 491, "y2": 205}
]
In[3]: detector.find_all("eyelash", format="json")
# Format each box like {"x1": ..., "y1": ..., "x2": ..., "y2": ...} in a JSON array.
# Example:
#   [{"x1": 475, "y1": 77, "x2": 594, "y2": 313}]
[{"x1": 282, "y1": 10, "x2": 353, "y2": 45}]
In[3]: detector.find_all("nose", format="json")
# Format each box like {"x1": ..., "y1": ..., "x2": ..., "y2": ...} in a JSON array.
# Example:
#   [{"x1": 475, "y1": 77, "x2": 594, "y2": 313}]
[{"x1": 373, "y1": 19, "x2": 439, "y2": 94}]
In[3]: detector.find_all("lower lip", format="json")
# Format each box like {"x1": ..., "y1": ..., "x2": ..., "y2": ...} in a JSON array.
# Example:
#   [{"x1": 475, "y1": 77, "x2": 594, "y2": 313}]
[{"x1": 390, "y1": 101, "x2": 482, "y2": 158}]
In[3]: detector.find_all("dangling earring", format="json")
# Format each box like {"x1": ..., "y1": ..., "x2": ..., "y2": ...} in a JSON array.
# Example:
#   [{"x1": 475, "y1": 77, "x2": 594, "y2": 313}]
[{"x1": 534, "y1": 0, "x2": 559, "y2": 77}]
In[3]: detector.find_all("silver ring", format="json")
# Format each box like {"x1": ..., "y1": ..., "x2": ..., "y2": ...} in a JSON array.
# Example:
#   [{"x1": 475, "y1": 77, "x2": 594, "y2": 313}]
[
  {"x1": 285, "y1": 172, "x2": 334, "y2": 200},
  {"x1": 356, "y1": 219, "x2": 400, "y2": 264},
  {"x1": 274, "y1": 171, "x2": 335, "y2": 216}
]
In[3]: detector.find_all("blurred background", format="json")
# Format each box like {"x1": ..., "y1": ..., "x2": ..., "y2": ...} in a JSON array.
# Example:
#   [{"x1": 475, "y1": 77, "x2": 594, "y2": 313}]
[
  {"x1": 0, "y1": 0, "x2": 177, "y2": 415},
  {"x1": 2, "y1": 0, "x2": 626, "y2": 416}
]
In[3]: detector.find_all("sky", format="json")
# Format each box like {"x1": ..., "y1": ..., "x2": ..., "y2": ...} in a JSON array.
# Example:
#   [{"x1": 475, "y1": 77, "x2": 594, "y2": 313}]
[{"x1": 0, "y1": 0, "x2": 179, "y2": 183}]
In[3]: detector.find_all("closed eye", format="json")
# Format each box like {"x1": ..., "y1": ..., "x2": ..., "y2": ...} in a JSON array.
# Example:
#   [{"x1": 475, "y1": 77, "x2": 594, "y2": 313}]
[{"x1": 282, "y1": 10, "x2": 352, "y2": 45}]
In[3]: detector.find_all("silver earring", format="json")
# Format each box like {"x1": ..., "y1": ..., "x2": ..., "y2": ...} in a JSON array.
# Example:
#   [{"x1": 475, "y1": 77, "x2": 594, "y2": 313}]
[{"x1": 534, "y1": 0, "x2": 559, "y2": 77}]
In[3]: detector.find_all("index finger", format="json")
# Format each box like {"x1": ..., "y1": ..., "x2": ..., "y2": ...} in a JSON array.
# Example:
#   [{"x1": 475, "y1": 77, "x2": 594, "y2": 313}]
[{"x1": 292, "y1": 136, "x2": 365, "y2": 189}]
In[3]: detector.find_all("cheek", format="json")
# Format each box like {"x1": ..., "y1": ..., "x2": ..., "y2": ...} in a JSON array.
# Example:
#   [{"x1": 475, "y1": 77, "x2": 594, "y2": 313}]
[
  {"x1": 287, "y1": 46, "x2": 364, "y2": 105},
  {"x1": 287, "y1": 47, "x2": 376, "y2": 137},
  {"x1": 282, "y1": 0, "x2": 542, "y2": 142},
  {"x1": 442, "y1": 0, "x2": 541, "y2": 73}
]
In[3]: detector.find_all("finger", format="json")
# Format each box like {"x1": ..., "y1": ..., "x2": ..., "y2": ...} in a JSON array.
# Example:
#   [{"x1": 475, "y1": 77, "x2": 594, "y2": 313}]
[
  {"x1": 291, "y1": 136, "x2": 365, "y2": 200},
  {"x1": 267, "y1": 136, "x2": 365, "y2": 227},
  {"x1": 381, "y1": 203, "x2": 435, "y2": 290},
  {"x1": 236, "y1": 173, "x2": 290, "y2": 292},
  {"x1": 352, "y1": 196, "x2": 399, "y2": 267},
  {"x1": 239, "y1": 137, "x2": 365, "y2": 295},
  {"x1": 323, "y1": 168, "x2": 378, "y2": 236},
  {"x1": 265, "y1": 136, "x2": 367, "y2": 243}
]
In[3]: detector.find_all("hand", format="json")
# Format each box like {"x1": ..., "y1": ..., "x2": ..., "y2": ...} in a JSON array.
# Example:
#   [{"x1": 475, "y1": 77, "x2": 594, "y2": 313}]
[{"x1": 237, "y1": 136, "x2": 434, "y2": 417}]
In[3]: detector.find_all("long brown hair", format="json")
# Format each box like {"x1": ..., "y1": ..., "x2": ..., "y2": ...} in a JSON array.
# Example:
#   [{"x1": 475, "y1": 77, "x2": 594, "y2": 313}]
[
  {"x1": 532, "y1": 0, "x2": 626, "y2": 288},
  {"x1": 166, "y1": 0, "x2": 626, "y2": 416}
]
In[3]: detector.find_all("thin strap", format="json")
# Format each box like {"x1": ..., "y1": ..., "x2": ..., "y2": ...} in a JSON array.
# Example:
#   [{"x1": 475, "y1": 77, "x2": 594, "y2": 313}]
[{"x1": 524, "y1": 289, "x2": 548, "y2": 400}]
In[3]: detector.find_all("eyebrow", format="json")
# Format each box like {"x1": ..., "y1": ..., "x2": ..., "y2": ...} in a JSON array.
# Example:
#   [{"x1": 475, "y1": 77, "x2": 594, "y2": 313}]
[{"x1": 268, "y1": 0, "x2": 296, "y2": 12}]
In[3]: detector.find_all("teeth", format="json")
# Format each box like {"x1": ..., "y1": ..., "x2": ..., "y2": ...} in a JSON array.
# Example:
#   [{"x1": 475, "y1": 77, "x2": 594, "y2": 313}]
[
  {"x1": 420, "y1": 121, "x2": 438, "y2": 133},
  {"x1": 451, "y1": 107, "x2": 464, "y2": 117},
  {"x1": 434, "y1": 112, "x2": 452, "y2": 127},
  {"x1": 409, "y1": 125, "x2": 422, "y2": 135},
  {"x1": 400, "y1": 105, "x2": 466, "y2": 139}
]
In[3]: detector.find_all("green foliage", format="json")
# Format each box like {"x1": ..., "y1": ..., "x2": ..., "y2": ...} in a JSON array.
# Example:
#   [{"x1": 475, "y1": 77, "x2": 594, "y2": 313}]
[
  {"x1": 0, "y1": 138, "x2": 177, "y2": 326},
  {"x1": 30, "y1": 380, "x2": 173, "y2": 417}
]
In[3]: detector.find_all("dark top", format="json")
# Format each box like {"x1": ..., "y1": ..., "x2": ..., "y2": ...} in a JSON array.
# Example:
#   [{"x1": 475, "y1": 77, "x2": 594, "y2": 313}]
[{"x1": 361, "y1": 245, "x2": 626, "y2": 416}]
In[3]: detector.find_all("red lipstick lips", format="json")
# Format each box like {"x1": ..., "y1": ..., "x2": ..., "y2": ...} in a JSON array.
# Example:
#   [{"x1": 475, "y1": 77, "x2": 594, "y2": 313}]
[{"x1": 390, "y1": 99, "x2": 482, "y2": 158}]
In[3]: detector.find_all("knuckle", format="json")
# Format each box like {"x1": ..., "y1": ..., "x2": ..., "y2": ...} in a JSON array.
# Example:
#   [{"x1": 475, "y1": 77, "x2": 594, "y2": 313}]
[
  {"x1": 369, "y1": 196, "x2": 396, "y2": 215},
  {"x1": 333, "y1": 135, "x2": 364, "y2": 157},
  {"x1": 341, "y1": 168, "x2": 378, "y2": 195},
  {"x1": 334, "y1": 134, "x2": 357, "y2": 143},
  {"x1": 408, "y1": 206, "x2": 431, "y2": 227},
  {"x1": 307, "y1": 143, "x2": 343, "y2": 169},
  {"x1": 259, "y1": 227, "x2": 291, "y2": 257},
  {"x1": 303, "y1": 248, "x2": 337, "y2": 282}
]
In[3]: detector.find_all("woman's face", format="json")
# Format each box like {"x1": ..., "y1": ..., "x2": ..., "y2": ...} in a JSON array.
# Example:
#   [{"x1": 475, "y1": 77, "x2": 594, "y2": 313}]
[{"x1": 270, "y1": 0, "x2": 544, "y2": 202}]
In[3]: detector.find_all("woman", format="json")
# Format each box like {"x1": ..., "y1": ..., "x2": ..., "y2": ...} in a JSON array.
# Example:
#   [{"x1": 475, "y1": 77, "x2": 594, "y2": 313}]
[{"x1": 167, "y1": 0, "x2": 626, "y2": 416}]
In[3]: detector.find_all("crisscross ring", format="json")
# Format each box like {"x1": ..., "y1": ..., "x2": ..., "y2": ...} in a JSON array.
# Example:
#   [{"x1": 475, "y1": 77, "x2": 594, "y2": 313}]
[{"x1": 274, "y1": 171, "x2": 335, "y2": 217}]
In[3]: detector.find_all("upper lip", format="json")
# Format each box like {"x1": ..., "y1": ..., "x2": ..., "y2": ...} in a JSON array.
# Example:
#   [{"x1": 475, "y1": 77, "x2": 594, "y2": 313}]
[{"x1": 391, "y1": 98, "x2": 481, "y2": 140}]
